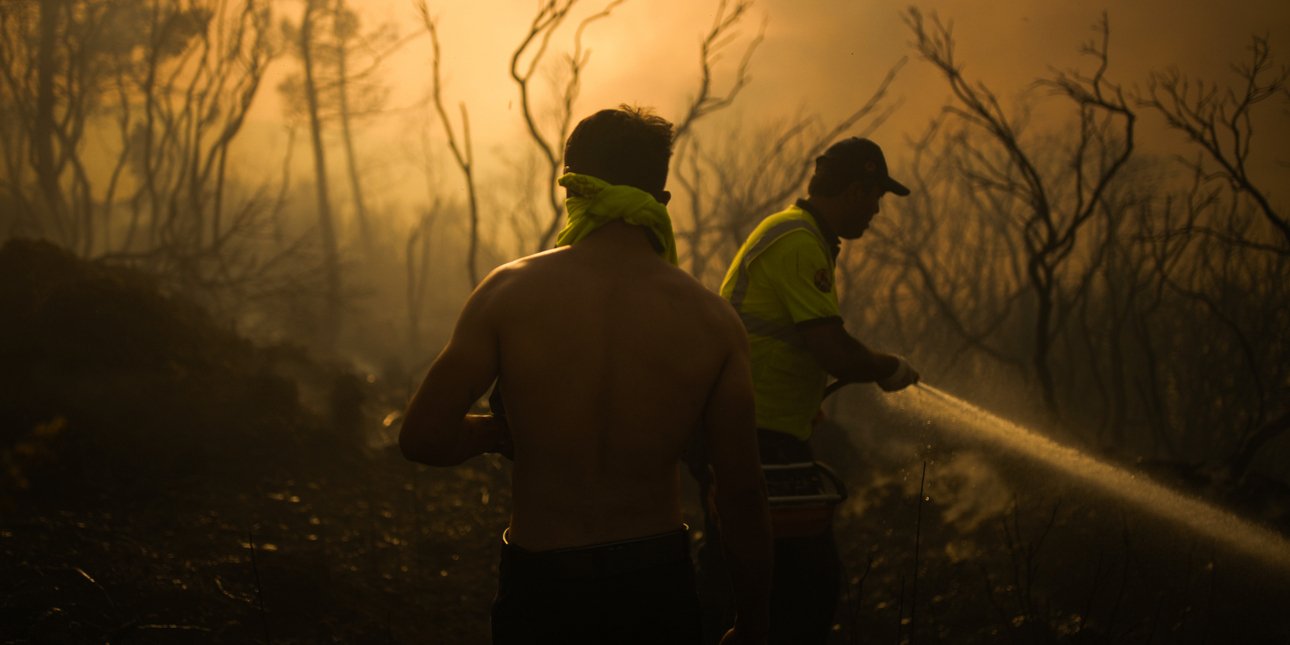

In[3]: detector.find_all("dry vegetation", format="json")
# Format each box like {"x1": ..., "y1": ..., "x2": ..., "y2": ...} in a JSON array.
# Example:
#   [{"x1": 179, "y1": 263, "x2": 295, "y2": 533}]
[
  {"x1": 1, "y1": 239, "x2": 512, "y2": 643},
  {"x1": 4, "y1": 238, "x2": 1289, "y2": 643},
  {"x1": 3, "y1": 0, "x2": 1290, "y2": 642}
]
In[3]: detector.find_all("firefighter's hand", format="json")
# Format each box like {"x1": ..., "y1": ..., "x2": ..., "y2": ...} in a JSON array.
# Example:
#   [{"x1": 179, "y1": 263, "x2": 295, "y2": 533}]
[{"x1": 877, "y1": 355, "x2": 919, "y2": 392}]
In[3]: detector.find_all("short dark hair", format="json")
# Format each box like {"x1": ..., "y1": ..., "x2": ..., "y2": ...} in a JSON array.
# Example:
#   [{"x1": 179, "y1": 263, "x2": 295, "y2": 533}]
[{"x1": 563, "y1": 105, "x2": 674, "y2": 195}]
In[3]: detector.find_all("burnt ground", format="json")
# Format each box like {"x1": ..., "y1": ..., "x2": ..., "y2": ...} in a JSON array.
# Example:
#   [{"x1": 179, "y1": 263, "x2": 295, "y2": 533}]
[
  {"x1": 3, "y1": 452, "x2": 512, "y2": 643},
  {"x1": 3, "y1": 238, "x2": 1290, "y2": 644},
  {"x1": 0, "y1": 239, "x2": 511, "y2": 643}
]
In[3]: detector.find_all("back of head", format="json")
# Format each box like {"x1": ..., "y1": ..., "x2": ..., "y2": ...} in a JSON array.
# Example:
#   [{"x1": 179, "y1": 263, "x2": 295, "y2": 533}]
[{"x1": 564, "y1": 105, "x2": 674, "y2": 196}]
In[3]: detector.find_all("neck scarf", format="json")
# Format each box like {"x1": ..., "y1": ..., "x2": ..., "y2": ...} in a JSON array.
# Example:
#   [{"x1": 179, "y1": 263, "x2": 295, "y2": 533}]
[{"x1": 555, "y1": 173, "x2": 677, "y2": 266}]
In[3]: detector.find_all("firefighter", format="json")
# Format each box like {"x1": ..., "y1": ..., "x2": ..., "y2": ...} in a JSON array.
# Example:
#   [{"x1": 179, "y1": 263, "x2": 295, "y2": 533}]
[{"x1": 696, "y1": 137, "x2": 920, "y2": 644}]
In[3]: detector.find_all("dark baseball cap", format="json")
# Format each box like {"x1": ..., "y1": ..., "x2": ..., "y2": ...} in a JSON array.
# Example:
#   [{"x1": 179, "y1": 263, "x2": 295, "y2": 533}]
[{"x1": 816, "y1": 137, "x2": 910, "y2": 197}]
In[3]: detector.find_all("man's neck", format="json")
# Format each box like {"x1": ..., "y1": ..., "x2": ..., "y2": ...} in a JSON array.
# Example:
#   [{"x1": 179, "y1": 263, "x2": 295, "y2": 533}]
[
  {"x1": 796, "y1": 198, "x2": 841, "y2": 258},
  {"x1": 576, "y1": 220, "x2": 662, "y2": 257}
]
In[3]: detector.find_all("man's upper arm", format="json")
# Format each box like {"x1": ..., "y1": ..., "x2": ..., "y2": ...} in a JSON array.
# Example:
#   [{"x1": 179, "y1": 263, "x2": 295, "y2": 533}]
[
  {"x1": 796, "y1": 307, "x2": 896, "y2": 383},
  {"x1": 400, "y1": 274, "x2": 503, "y2": 463},
  {"x1": 755, "y1": 234, "x2": 893, "y2": 382},
  {"x1": 756, "y1": 232, "x2": 841, "y2": 327},
  {"x1": 702, "y1": 317, "x2": 761, "y2": 492},
  {"x1": 702, "y1": 312, "x2": 773, "y2": 628}
]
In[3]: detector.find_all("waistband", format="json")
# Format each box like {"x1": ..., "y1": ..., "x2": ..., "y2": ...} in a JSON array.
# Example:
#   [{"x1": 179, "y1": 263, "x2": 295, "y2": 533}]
[
  {"x1": 757, "y1": 428, "x2": 814, "y2": 464},
  {"x1": 500, "y1": 527, "x2": 691, "y2": 580}
]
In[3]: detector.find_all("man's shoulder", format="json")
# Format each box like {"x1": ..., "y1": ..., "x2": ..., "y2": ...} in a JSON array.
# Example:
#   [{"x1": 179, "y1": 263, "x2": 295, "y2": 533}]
[
  {"x1": 463, "y1": 250, "x2": 570, "y2": 317},
  {"x1": 495, "y1": 247, "x2": 569, "y2": 272},
  {"x1": 689, "y1": 279, "x2": 746, "y2": 338},
  {"x1": 488, "y1": 247, "x2": 722, "y2": 306},
  {"x1": 641, "y1": 263, "x2": 742, "y2": 331},
  {"x1": 745, "y1": 226, "x2": 828, "y2": 276},
  {"x1": 754, "y1": 203, "x2": 812, "y2": 230},
  {"x1": 744, "y1": 206, "x2": 823, "y2": 254},
  {"x1": 480, "y1": 248, "x2": 571, "y2": 286}
]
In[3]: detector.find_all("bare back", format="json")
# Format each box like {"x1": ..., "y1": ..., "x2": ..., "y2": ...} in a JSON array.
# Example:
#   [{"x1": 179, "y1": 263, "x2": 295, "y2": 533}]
[{"x1": 483, "y1": 224, "x2": 741, "y2": 550}]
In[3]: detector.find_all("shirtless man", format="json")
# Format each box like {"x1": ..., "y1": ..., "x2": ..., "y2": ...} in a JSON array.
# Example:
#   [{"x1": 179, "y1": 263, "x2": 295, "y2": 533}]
[{"x1": 400, "y1": 106, "x2": 772, "y2": 644}]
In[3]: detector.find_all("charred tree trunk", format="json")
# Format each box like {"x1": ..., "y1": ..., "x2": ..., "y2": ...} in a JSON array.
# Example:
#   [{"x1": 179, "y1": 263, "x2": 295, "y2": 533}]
[
  {"x1": 406, "y1": 208, "x2": 435, "y2": 361},
  {"x1": 334, "y1": 0, "x2": 371, "y2": 256},
  {"x1": 301, "y1": 0, "x2": 341, "y2": 348},
  {"x1": 1029, "y1": 260, "x2": 1061, "y2": 419},
  {"x1": 34, "y1": 0, "x2": 64, "y2": 240},
  {"x1": 416, "y1": 2, "x2": 480, "y2": 285}
]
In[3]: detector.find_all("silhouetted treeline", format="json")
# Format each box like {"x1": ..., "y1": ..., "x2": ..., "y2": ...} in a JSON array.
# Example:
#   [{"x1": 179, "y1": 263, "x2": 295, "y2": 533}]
[{"x1": 851, "y1": 12, "x2": 1288, "y2": 482}]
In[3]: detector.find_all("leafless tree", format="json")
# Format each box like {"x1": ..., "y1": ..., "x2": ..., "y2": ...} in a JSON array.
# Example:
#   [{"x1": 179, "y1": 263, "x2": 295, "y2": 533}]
[
  {"x1": 0, "y1": 0, "x2": 290, "y2": 296},
  {"x1": 1, "y1": 0, "x2": 147, "y2": 250},
  {"x1": 669, "y1": 46, "x2": 903, "y2": 285},
  {"x1": 509, "y1": 0, "x2": 626, "y2": 252},
  {"x1": 864, "y1": 117, "x2": 1030, "y2": 378},
  {"x1": 124, "y1": 1, "x2": 276, "y2": 264},
  {"x1": 670, "y1": 0, "x2": 763, "y2": 144},
  {"x1": 406, "y1": 203, "x2": 438, "y2": 361},
  {"x1": 293, "y1": 0, "x2": 343, "y2": 348},
  {"x1": 276, "y1": 0, "x2": 412, "y2": 345},
  {"x1": 1130, "y1": 165, "x2": 1290, "y2": 478},
  {"x1": 905, "y1": 9, "x2": 1136, "y2": 419},
  {"x1": 415, "y1": 0, "x2": 482, "y2": 286},
  {"x1": 419, "y1": 0, "x2": 759, "y2": 282},
  {"x1": 667, "y1": 0, "x2": 764, "y2": 281},
  {"x1": 1132, "y1": 37, "x2": 1290, "y2": 478},
  {"x1": 330, "y1": 0, "x2": 394, "y2": 255},
  {"x1": 1138, "y1": 35, "x2": 1289, "y2": 253}
]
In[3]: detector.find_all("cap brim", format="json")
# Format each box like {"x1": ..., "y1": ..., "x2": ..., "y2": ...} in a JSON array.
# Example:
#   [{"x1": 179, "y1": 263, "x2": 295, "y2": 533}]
[{"x1": 884, "y1": 177, "x2": 911, "y2": 197}]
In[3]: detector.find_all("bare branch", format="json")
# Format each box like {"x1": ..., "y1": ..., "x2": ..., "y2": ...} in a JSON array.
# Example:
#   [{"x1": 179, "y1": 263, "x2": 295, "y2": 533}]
[
  {"x1": 1138, "y1": 34, "x2": 1289, "y2": 251},
  {"x1": 415, "y1": 1, "x2": 481, "y2": 285},
  {"x1": 672, "y1": 0, "x2": 764, "y2": 143},
  {"x1": 506, "y1": 0, "x2": 627, "y2": 251}
]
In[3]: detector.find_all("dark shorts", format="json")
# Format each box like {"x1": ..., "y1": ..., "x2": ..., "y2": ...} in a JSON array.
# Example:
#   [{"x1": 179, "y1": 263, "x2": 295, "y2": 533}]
[{"x1": 491, "y1": 528, "x2": 702, "y2": 645}]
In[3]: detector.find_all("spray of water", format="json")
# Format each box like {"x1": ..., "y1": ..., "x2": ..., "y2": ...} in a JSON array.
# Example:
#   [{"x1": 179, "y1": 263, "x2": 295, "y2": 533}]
[{"x1": 907, "y1": 383, "x2": 1290, "y2": 573}]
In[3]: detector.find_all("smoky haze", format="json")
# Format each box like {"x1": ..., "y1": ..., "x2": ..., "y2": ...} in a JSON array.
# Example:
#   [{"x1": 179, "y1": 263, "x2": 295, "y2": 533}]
[
  {"x1": 235, "y1": 0, "x2": 1290, "y2": 231},
  {"x1": 5, "y1": 0, "x2": 1289, "y2": 473},
  {"x1": 5, "y1": 0, "x2": 1288, "y2": 464},
  {"x1": 3, "y1": 0, "x2": 1290, "y2": 640}
]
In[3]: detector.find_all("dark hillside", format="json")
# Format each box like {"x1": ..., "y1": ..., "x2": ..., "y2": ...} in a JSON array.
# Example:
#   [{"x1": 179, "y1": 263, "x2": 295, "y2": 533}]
[
  {"x1": 0, "y1": 239, "x2": 510, "y2": 643},
  {"x1": 0, "y1": 239, "x2": 317, "y2": 494}
]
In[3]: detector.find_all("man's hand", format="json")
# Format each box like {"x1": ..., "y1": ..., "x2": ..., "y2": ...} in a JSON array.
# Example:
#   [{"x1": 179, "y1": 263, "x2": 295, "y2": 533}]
[
  {"x1": 720, "y1": 625, "x2": 768, "y2": 645},
  {"x1": 876, "y1": 355, "x2": 919, "y2": 392},
  {"x1": 487, "y1": 418, "x2": 514, "y2": 460}
]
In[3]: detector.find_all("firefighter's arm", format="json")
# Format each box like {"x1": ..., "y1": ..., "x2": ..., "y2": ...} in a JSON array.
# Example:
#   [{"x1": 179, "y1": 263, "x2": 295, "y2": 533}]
[
  {"x1": 798, "y1": 319, "x2": 918, "y2": 391},
  {"x1": 400, "y1": 272, "x2": 510, "y2": 466}
]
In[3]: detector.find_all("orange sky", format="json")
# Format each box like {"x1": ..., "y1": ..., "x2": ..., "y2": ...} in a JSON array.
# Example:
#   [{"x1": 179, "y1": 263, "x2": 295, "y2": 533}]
[{"x1": 238, "y1": 0, "x2": 1290, "y2": 223}]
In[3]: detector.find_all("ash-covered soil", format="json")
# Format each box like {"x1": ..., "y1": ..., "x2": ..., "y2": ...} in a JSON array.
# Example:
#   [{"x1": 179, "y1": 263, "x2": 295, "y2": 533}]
[
  {"x1": 4, "y1": 238, "x2": 1289, "y2": 644},
  {"x1": 0, "y1": 239, "x2": 510, "y2": 643}
]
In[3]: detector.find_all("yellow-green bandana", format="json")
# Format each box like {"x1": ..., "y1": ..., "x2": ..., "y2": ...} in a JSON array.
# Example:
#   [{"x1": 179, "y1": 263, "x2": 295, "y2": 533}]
[{"x1": 556, "y1": 173, "x2": 677, "y2": 265}]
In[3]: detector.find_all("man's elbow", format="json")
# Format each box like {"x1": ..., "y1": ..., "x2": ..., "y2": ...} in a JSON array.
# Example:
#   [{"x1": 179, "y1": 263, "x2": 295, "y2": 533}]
[
  {"x1": 818, "y1": 352, "x2": 893, "y2": 384},
  {"x1": 398, "y1": 416, "x2": 451, "y2": 466},
  {"x1": 714, "y1": 477, "x2": 770, "y2": 521},
  {"x1": 802, "y1": 326, "x2": 894, "y2": 383},
  {"x1": 397, "y1": 426, "x2": 427, "y2": 464}
]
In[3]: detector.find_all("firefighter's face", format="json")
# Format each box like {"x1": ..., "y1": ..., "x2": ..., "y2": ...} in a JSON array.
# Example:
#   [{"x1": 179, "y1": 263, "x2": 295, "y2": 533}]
[{"x1": 839, "y1": 181, "x2": 883, "y2": 239}]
